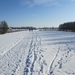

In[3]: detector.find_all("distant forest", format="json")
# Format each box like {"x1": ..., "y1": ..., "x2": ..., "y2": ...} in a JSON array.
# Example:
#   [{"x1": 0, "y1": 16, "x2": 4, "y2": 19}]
[
  {"x1": 0, "y1": 20, "x2": 75, "y2": 34},
  {"x1": 59, "y1": 22, "x2": 75, "y2": 31},
  {"x1": 11, "y1": 27, "x2": 36, "y2": 30}
]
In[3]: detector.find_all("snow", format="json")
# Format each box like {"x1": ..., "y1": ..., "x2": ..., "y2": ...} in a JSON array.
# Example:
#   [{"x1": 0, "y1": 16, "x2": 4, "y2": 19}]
[{"x1": 0, "y1": 31, "x2": 75, "y2": 75}]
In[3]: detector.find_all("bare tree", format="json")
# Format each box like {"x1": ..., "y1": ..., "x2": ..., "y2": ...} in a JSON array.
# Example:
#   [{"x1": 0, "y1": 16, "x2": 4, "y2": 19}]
[{"x1": 0, "y1": 21, "x2": 8, "y2": 34}]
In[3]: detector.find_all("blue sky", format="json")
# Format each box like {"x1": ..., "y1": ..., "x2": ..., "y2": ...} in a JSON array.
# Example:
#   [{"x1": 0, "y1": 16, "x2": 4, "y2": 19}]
[{"x1": 0, "y1": 0, "x2": 75, "y2": 27}]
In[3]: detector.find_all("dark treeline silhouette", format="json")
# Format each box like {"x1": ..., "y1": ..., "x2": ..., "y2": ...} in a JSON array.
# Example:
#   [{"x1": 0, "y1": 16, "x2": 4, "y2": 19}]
[
  {"x1": 11, "y1": 27, "x2": 36, "y2": 30},
  {"x1": 59, "y1": 22, "x2": 75, "y2": 31},
  {"x1": 38, "y1": 27, "x2": 58, "y2": 31},
  {"x1": 0, "y1": 21, "x2": 8, "y2": 34}
]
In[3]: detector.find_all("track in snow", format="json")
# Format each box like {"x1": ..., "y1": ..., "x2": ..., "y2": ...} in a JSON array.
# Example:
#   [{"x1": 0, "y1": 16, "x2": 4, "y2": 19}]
[
  {"x1": 0, "y1": 32, "x2": 47, "y2": 75},
  {"x1": 23, "y1": 32, "x2": 47, "y2": 75},
  {"x1": 0, "y1": 31, "x2": 75, "y2": 75},
  {"x1": 0, "y1": 32, "x2": 32, "y2": 75},
  {"x1": 48, "y1": 43, "x2": 75, "y2": 75}
]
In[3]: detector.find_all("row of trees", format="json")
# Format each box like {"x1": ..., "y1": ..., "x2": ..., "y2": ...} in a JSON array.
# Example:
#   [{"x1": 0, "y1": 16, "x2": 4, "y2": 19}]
[
  {"x1": 1, "y1": 20, "x2": 75, "y2": 34},
  {"x1": 11, "y1": 27, "x2": 36, "y2": 30},
  {"x1": 59, "y1": 22, "x2": 75, "y2": 31},
  {"x1": 0, "y1": 21, "x2": 8, "y2": 34}
]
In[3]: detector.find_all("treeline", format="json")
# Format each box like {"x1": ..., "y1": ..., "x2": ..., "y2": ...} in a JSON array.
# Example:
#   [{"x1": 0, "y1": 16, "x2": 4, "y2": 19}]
[
  {"x1": 59, "y1": 22, "x2": 75, "y2": 31},
  {"x1": 38, "y1": 27, "x2": 58, "y2": 31},
  {"x1": 11, "y1": 27, "x2": 36, "y2": 30},
  {"x1": 0, "y1": 21, "x2": 8, "y2": 34}
]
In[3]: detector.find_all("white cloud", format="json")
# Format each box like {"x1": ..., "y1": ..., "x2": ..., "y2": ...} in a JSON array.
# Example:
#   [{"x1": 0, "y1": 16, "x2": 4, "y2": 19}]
[
  {"x1": 32, "y1": 14, "x2": 37, "y2": 16},
  {"x1": 45, "y1": 1, "x2": 59, "y2": 6},
  {"x1": 71, "y1": 0, "x2": 75, "y2": 2},
  {"x1": 33, "y1": 0, "x2": 53, "y2": 5},
  {"x1": 21, "y1": 0, "x2": 33, "y2": 6},
  {"x1": 21, "y1": 0, "x2": 59, "y2": 7}
]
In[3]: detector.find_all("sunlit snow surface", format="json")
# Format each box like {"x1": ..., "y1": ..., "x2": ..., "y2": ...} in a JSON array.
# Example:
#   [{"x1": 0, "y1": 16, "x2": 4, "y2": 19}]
[{"x1": 0, "y1": 31, "x2": 75, "y2": 75}]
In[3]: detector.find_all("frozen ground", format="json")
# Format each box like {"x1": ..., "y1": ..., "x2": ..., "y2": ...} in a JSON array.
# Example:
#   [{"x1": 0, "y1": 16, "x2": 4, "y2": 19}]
[{"x1": 0, "y1": 31, "x2": 75, "y2": 75}]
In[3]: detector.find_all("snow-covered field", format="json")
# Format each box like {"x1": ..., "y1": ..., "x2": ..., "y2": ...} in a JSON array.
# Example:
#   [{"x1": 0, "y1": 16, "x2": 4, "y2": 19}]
[{"x1": 0, "y1": 31, "x2": 75, "y2": 75}]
